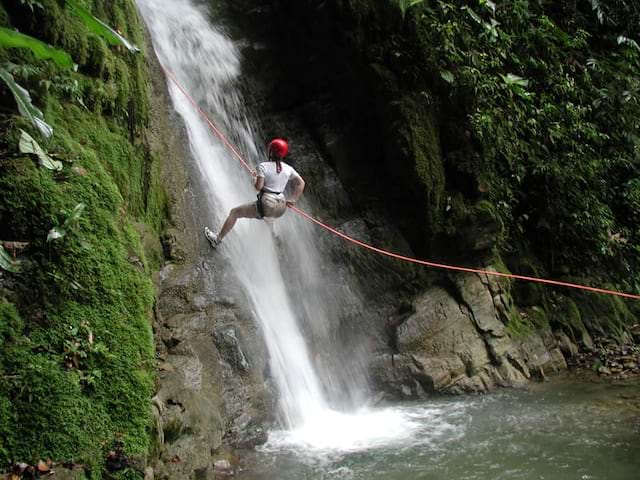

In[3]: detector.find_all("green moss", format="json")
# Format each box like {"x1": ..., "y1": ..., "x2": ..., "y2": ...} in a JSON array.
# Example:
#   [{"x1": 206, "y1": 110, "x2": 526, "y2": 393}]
[
  {"x1": 550, "y1": 296, "x2": 592, "y2": 345},
  {"x1": 568, "y1": 291, "x2": 634, "y2": 340},
  {"x1": 0, "y1": 0, "x2": 163, "y2": 474},
  {"x1": 0, "y1": 302, "x2": 24, "y2": 347},
  {"x1": 399, "y1": 96, "x2": 445, "y2": 206},
  {"x1": 506, "y1": 308, "x2": 533, "y2": 338},
  {"x1": 0, "y1": 3, "x2": 9, "y2": 27},
  {"x1": 511, "y1": 255, "x2": 544, "y2": 307},
  {"x1": 85, "y1": 34, "x2": 110, "y2": 76},
  {"x1": 526, "y1": 306, "x2": 550, "y2": 330},
  {"x1": 31, "y1": 0, "x2": 93, "y2": 66}
]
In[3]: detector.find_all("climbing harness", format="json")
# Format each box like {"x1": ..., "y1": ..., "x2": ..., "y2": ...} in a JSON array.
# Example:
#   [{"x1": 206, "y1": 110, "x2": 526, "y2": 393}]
[
  {"x1": 256, "y1": 189, "x2": 282, "y2": 219},
  {"x1": 161, "y1": 65, "x2": 640, "y2": 301}
]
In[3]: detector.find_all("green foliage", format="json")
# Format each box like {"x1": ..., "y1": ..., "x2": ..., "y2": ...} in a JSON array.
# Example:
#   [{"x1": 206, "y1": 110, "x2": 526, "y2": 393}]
[
  {"x1": 392, "y1": 0, "x2": 640, "y2": 286},
  {"x1": 65, "y1": 0, "x2": 140, "y2": 53},
  {"x1": 0, "y1": 0, "x2": 162, "y2": 474},
  {"x1": 0, "y1": 26, "x2": 74, "y2": 68},
  {"x1": 0, "y1": 67, "x2": 53, "y2": 138},
  {"x1": 18, "y1": 128, "x2": 62, "y2": 171},
  {"x1": 0, "y1": 246, "x2": 21, "y2": 273},
  {"x1": 47, "y1": 203, "x2": 86, "y2": 242},
  {"x1": 391, "y1": 0, "x2": 425, "y2": 19}
]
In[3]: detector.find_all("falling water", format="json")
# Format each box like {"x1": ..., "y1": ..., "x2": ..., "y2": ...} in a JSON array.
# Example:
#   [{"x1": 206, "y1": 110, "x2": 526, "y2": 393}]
[
  {"x1": 137, "y1": 0, "x2": 424, "y2": 450},
  {"x1": 137, "y1": 0, "x2": 329, "y2": 428}
]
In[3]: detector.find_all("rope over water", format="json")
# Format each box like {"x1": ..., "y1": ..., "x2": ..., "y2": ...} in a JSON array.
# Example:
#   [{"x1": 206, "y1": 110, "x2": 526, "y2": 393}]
[{"x1": 161, "y1": 64, "x2": 640, "y2": 301}]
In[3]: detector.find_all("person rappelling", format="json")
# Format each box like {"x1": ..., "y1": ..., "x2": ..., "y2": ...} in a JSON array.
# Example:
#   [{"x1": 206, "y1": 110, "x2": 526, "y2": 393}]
[{"x1": 204, "y1": 137, "x2": 306, "y2": 248}]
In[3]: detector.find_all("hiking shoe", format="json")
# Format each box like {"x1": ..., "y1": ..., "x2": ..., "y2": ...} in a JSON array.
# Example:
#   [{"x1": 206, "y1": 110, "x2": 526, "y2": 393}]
[{"x1": 204, "y1": 227, "x2": 221, "y2": 248}]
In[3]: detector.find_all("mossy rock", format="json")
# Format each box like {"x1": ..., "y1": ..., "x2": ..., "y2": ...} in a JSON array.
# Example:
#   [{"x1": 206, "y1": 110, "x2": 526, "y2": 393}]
[
  {"x1": 506, "y1": 308, "x2": 534, "y2": 338},
  {"x1": 526, "y1": 305, "x2": 550, "y2": 330},
  {"x1": 550, "y1": 296, "x2": 593, "y2": 349},
  {"x1": 567, "y1": 290, "x2": 635, "y2": 340},
  {"x1": 510, "y1": 256, "x2": 544, "y2": 307},
  {"x1": 434, "y1": 199, "x2": 503, "y2": 263},
  {"x1": 0, "y1": 0, "x2": 161, "y2": 472},
  {"x1": 396, "y1": 95, "x2": 445, "y2": 206}
]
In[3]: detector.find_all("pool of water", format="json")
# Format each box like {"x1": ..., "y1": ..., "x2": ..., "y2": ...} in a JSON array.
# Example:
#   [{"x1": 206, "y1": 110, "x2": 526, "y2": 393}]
[{"x1": 236, "y1": 376, "x2": 640, "y2": 480}]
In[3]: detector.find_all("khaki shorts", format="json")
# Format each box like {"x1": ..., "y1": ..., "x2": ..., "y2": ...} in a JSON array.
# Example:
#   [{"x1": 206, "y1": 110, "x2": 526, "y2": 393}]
[
  {"x1": 237, "y1": 193, "x2": 287, "y2": 219},
  {"x1": 259, "y1": 192, "x2": 287, "y2": 218}
]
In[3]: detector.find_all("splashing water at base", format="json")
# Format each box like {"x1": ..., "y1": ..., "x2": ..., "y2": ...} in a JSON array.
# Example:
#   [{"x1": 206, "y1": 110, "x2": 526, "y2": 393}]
[
  {"x1": 263, "y1": 404, "x2": 465, "y2": 455},
  {"x1": 240, "y1": 379, "x2": 640, "y2": 480}
]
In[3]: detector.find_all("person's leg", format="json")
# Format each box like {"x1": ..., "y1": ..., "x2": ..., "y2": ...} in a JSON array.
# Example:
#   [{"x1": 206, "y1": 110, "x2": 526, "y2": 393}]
[{"x1": 218, "y1": 203, "x2": 258, "y2": 240}]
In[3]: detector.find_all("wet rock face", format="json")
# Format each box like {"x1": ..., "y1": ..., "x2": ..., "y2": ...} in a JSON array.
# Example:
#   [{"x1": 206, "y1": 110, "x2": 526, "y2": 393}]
[
  {"x1": 152, "y1": 258, "x2": 270, "y2": 479},
  {"x1": 371, "y1": 273, "x2": 572, "y2": 397},
  {"x1": 216, "y1": 0, "x2": 578, "y2": 404},
  {"x1": 144, "y1": 29, "x2": 271, "y2": 479}
]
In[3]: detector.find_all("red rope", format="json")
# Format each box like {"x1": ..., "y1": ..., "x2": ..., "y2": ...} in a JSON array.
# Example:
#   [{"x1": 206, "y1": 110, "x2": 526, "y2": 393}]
[
  {"x1": 162, "y1": 66, "x2": 256, "y2": 176},
  {"x1": 161, "y1": 65, "x2": 640, "y2": 301}
]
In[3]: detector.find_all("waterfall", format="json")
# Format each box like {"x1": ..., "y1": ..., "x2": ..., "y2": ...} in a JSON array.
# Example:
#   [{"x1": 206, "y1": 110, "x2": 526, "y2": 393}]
[
  {"x1": 137, "y1": 0, "x2": 423, "y2": 451},
  {"x1": 137, "y1": 0, "x2": 328, "y2": 427}
]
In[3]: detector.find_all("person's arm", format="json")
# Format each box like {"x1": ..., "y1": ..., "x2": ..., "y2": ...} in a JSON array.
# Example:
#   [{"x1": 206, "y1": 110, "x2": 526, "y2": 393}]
[
  {"x1": 255, "y1": 163, "x2": 265, "y2": 191},
  {"x1": 286, "y1": 175, "x2": 305, "y2": 206}
]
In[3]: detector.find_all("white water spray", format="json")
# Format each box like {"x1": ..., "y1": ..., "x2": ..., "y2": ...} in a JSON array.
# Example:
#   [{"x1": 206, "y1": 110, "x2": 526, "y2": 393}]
[{"x1": 137, "y1": 0, "x2": 426, "y2": 452}]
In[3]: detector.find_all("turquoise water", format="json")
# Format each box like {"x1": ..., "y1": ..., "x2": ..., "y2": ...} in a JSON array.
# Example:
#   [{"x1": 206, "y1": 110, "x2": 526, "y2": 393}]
[{"x1": 237, "y1": 377, "x2": 640, "y2": 480}]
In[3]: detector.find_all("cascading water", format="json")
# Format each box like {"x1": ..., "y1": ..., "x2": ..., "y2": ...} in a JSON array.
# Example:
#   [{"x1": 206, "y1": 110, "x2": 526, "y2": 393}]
[
  {"x1": 137, "y1": 0, "x2": 425, "y2": 451},
  {"x1": 137, "y1": 0, "x2": 327, "y2": 429}
]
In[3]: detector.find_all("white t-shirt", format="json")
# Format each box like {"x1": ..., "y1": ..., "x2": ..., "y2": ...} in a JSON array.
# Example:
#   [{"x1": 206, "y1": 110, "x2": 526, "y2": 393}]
[{"x1": 256, "y1": 161, "x2": 300, "y2": 193}]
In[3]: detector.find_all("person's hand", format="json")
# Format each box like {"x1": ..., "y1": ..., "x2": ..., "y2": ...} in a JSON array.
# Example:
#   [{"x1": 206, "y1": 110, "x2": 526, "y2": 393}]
[{"x1": 286, "y1": 200, "x2": 296, "y2": 208}]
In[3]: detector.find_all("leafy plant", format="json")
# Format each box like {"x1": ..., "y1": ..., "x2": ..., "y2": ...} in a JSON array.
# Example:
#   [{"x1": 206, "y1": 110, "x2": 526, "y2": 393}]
[
  {"x1": 393, "y1": 0, "x2": 425, "y2": 19},
  {"x1": 589, "y1": 0, "x2": 606, "y2": 24},
  {"x1": 4, "y1": 61, "x2": 42, "y2": 81},
  {"x1": 65, "y1": 0, "x2": 140, "y2": 53},
  {"x1": 500, "y1": 73, "x2": 533, "y2": 99},
  {"x1": 0, "y1": 246, "x2": 21, "y2": 273},
  {"x1": 19, "y1": 129, "x2": 63, "y2": 171},
  {"x1": 47, "y1": 203, "x2": 86, "y2": 242},
  {"x1": 618, "y1": 35, "x2": 640, "y2": 53},
  {"x1": 18, "y1": 0, "x2": 44, "y2": 11},
  {"x1": 440, "y1": 69, "x2": 455, "y2": 83},
  {"x1": 0, "y1": 27, "x2": 74, "y2": 68},
  {"x1": 0, "y1": 67, "x2": 53, "y2": 138}
]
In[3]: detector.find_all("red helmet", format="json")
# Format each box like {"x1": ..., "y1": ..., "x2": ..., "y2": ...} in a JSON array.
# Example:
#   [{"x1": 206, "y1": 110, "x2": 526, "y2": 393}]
[{"x1": 268, "y1": 138, "x2": 289, "y2": 158}]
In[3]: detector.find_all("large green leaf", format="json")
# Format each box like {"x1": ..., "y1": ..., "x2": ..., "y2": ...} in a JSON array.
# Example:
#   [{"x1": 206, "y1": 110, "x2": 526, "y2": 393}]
[
  {"x1": 0, "y1": 67, "x2": 53, "y2": 138},
  {"x1": 0, "y1": 27, "x2": 74, "y2": 68},
  {"x1": 65, "y1": 0, "x2": 140, "y2": 53},
  {"x1": 0, "y1": 246, "x2": 21, "y2": 273},
  {"x1": 19, "y1": 129, "x2": 63, "y2": 171}
]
